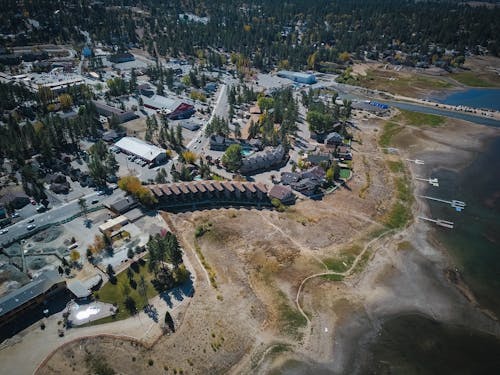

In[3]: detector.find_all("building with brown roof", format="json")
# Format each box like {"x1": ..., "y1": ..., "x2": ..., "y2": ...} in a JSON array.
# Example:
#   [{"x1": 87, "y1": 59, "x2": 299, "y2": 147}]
[
  {"x1": 147, "y1": 180, "x2": 270, "y2": 210},
  {"x1": 268, "y1": 184, "x2": 295, "y2": 204}
]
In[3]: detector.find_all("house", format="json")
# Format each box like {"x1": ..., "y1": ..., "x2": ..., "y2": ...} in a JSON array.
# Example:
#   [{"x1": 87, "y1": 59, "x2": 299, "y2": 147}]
[
  {"x1": 336, "y1": 145, "x2": 352, "y2": 160},
  {"x1": 137, "y1": 83, "x2": 155, "y2": 97},
  {"x1": 280, "y1": 172, "x2": 301, "y2": 185},
  {"x1": 239, "y1": 145, "x2": 286, "y2": 174},
  {"x1": 307, "y1": 152, "x2": 332, "y2": 165},
  {"x1": 0, "y1": 270, "x2": 67, "y2": 328},
  {"x1": 324, "y1": 132, "x2": 343, "y2": 147},
  {"x1": 209, "y1": 135, "x2": 238, "y2": 151},
  {"x1": 268, "y1": 185, "x2": 295, "y2": 205},
  {"x1": 102, "y1": 129, "x2": 125, "y2": 143},
  {"x1": 48, "y1": 174, "x2": 70, "y2": 193},
  {"x1": 301, "y1": 166, "x2": 326, "y2": 181},
  {"x1": 92, "y1": 101, "x2": 138, "y2": 124},
  {"x1": 204, "y1": 82, "x2": 217, "y2": 93},
  {"x1": 180, "y1": 121, "x2": 200, "y2": 131},
  {"x1": 107, "y1": 196, "x2": 138, "y2": 215},
  {"x1": 0, "y1": 191, "x2": 30, "y2": 209},
  {"x1": 291, "y1": 178, "x2": 321, "y2": 196}
]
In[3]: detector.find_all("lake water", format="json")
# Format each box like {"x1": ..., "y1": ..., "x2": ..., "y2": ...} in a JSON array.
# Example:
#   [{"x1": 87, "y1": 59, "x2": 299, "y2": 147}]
[
  {"x1": 426, "y1": 136, "x2": 500, "y2": 317},
  {"x1": 434, "y1": 88, "x2": 500, "y2": 111},
  {"x1": 359, "y1": 314, "x2": 500, "y2": 374}
]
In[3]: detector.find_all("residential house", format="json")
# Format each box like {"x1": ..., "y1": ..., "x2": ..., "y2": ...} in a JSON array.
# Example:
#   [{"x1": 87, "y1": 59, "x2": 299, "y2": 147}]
[
  {"x1": 336, "y1": 145, "x2": 352, "y2": 160},
  {"x1": 291, "y1": 178, "x2": 320, "y2": 196},
  {"x1": 280, "y1": 172, "x2": 301, "y2": 185},
  {"x1": 0, "y1": 191, "x2": 30, "y2": 209},
  {"x1": 106, "y1": 196, "x2": 138, "y2": 215},
  {"x1": 268, "y1": 185, "x2": 295, "y2": 205},
  {"x1": 239, "y1": 145, "x2": 286, "y2": 174},
  {"x1": 324, "y1": 132, "x2": 343, "y2": 147},
  {"x1": 209, "y1": 135, "x2": 238, "y2": 151}
]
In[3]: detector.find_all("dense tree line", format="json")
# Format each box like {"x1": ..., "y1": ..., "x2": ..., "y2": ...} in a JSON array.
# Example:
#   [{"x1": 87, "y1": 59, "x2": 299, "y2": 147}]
[{"x1": 1, "y1": 1, "x2": 498, "y2": 70}]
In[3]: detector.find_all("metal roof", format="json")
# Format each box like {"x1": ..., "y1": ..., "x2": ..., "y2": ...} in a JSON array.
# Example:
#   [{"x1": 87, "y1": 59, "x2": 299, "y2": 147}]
[
  {"x1": 115, "y1": 137, "x2": 166, "y2": 162},
  {"x1": 67, "y1": 280, "x2": 91, "y2": 299},
  {"x1": 0, "y1": 270, "x2": 64, "y2": 318}
]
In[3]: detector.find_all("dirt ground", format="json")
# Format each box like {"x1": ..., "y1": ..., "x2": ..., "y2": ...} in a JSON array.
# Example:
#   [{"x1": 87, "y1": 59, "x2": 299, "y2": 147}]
[{"x1": 33, "y1": 111, "x2": 500, "y2": 374}]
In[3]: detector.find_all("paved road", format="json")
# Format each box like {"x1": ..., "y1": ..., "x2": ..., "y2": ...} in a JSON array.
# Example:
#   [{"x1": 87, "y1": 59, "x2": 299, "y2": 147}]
[
  {"x1": 330, "y1": 81, "x2": 500, "y2": 127},
  {"x1": 0, "y1": 190, "x2": 122, "y2": 246}
]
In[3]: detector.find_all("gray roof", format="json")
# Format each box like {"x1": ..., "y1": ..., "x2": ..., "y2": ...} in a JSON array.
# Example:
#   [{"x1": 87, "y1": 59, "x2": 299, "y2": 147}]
[
  {"x1": 67, "y1": 280, "x2": 91, "y2": 299},
  {"x1": 0, "y1": 270, "x2": 64, "y2": 318},
  {"x1": 108, "y1": 196, "x2": 138, "y2": 213}
]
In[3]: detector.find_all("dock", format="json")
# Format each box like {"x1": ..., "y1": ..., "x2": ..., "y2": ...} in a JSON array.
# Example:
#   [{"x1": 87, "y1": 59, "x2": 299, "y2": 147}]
[
  {"x1": 406, "y1": 158, "x2": 425, "y2": 165},
  {"x1": 417, "y1": 195, "x2": 466, "y2": 212},
  {"x1": 418, "y1": 216, "x2": 454, "y2": 229},
  {"x1": 415, "y1": 177, "x2": 439, "y2": 187}
]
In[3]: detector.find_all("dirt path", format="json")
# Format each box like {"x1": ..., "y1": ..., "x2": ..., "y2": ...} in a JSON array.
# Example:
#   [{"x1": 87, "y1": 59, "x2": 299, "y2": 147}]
[
  {"x1": 294, "y1": 228, "x2": 395, "y2": 346},
  {"x1": 257, "y1": 211, "x2": 329, "y2": 271}
]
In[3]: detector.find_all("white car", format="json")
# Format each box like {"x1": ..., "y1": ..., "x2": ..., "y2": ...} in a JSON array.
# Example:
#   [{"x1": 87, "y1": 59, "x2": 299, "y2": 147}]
[
  {"x1": 27, "y1": 224, "x2": 36, "y2": 230},
  {"x1": 0, "y1": 229, "x2": 8, "y2": 235}
]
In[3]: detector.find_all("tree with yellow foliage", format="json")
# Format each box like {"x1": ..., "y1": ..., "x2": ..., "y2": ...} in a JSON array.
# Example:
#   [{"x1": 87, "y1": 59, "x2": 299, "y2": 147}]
[
  {"x1": 70, "y1": 250, "x2": 80, "y2": 263},
  {"x1": 181, "y1": 151, "x2": 197, "y2": 164},
  {"x1": 58, "y1": 93, "x2": 73, "y2": 111}
]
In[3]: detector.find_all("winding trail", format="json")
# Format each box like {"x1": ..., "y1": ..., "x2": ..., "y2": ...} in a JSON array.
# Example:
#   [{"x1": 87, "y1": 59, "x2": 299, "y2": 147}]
[
  {"x1": 294, "y1": 228, "x2": 395, "y2": 344},
  {"x1": 257, "y1": 212, "x2": 328, "y2": 271}
]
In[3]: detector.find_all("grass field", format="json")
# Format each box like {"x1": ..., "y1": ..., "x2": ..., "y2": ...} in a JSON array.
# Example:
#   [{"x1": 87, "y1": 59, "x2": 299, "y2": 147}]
[
  {"x1": 95, "y1": 259, "x2": 157, "y2": 321},
  {"x1": 450, "y1": 72, "x2": 495, "y2": 88},
  {"x1": 339, "y1": 168, "x2": 351, "y2": 179},
  {"x1": 355, "y1": 69, "x2": 454, "y2": 96},
  {"x1": 379, "y1": 121, "x2": 402, "y2": 148},
  {"x1": 398, "y1": 110, "x2": 445, "y2": 127},
  {"x1": 384, "y1": 174, "x2": 413, "y2": 229},
  {"x1": 324, "y1": 244, "x2": 361, "y2": 273}
]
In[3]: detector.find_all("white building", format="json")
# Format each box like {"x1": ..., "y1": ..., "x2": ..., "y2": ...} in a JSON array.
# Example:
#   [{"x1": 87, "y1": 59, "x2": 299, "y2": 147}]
[{"x1": 114, "y1": 137, "x2": 167, "y2": 164}]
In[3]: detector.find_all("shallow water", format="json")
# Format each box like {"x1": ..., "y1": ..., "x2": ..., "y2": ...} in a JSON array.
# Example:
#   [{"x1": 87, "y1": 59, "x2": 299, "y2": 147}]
[
  {"x1": 358, "y1": 314, "x2": 500, "y2": 375},
  {"x1": 425, "y1": 136, "x2": 500, "y2": 317}
]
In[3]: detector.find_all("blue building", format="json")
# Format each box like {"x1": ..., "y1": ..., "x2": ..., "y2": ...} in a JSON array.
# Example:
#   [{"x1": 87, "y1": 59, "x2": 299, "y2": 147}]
[
  {"x1": 277, "y1": 70, "x2": 317, "y2": 85},
  {"x1": 82, "y1": 46, "x2": 92, "y2": 58},
  {"x1": 370, "y1": 101, "x2": 389, "y2": 110}
]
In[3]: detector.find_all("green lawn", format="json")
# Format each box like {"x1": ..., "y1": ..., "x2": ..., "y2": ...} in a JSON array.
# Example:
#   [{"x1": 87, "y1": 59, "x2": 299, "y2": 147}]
[
  {"x1": 354, "y1": 69, "x2": 454, "y2": 96},
  {"x1": 95, "y1": 259, "x2": 157, "y2": 321},
  {"x1": 399, "y1": 109, "x2": 445, "y2": 127},
  {"x1": 276, "y1": 290, "x2": 307, "y2": 339},
  {"x1": 379, "y1": 121, "x2": 402, "y2": 147},
  {"x1": 387, "y1": 160, "x2": 404, "y2": 173},
  {"x1": 339, "y1": 168, "x2": 351, "y2": 179},
  {"x1": 450, "y1": 72, "x2": 495, "y2": 88}
]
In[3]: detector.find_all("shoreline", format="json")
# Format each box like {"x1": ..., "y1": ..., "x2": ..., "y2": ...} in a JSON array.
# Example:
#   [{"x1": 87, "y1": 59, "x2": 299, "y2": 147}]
[{"x1": 337, "y1": 123, "x2": 500, "y2": 373}]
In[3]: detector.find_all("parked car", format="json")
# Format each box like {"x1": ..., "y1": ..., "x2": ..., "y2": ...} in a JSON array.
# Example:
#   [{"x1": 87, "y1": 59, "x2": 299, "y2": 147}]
[
  {"x1": 0, "y1": 229, "x2": 8, "y2": 235},
  {"x1": 11, "y1": 212, "x2": 20, "y2": 218},
  {"x1": 27, "y1": 224, "x2": 36, "y2": 230},
  {"x1": 97, "y1": 190, "x2": 105, "y2": 196},
  {"x1": 91, "y1": 199, "x2": 99, "y2": 204},
  {"x1": 28, "y1": 218, "x2": 35, "y2": 223}
]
